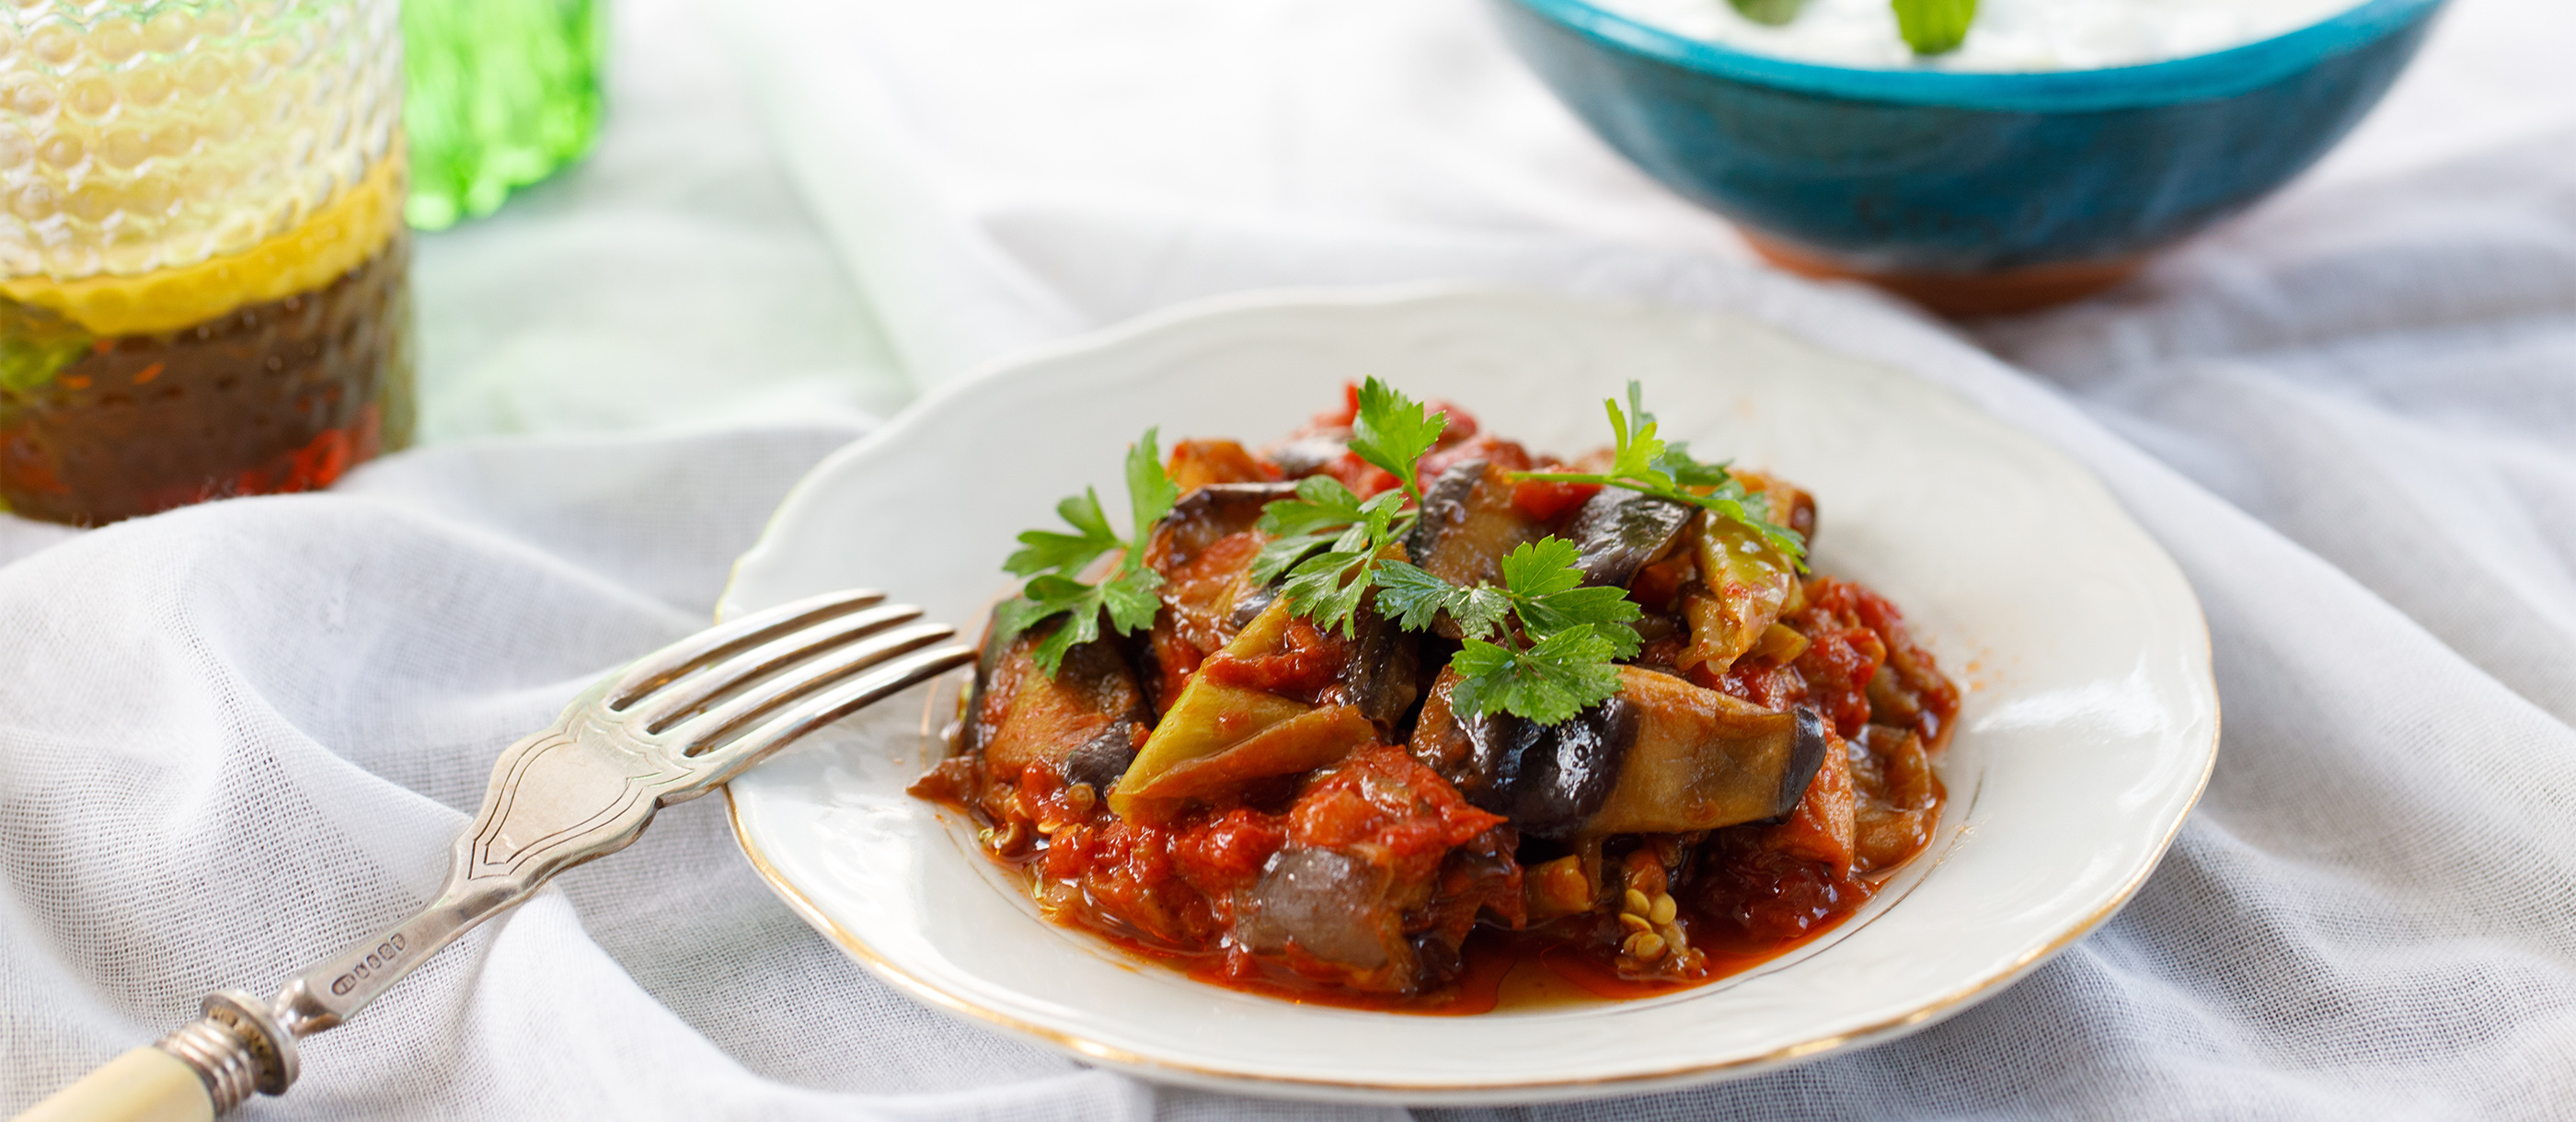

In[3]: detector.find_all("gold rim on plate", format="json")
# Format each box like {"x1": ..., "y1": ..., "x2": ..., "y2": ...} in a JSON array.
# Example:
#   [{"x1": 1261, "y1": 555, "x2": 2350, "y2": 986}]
[{"x1": 719, "y1": 655, "x2": 2216, "y2": 1099}]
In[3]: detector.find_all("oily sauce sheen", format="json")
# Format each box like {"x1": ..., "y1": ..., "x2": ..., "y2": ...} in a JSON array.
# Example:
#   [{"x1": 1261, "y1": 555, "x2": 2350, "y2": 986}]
[{"x1": 912, "y1": 387, "x2": 1961, "y2": 1013}]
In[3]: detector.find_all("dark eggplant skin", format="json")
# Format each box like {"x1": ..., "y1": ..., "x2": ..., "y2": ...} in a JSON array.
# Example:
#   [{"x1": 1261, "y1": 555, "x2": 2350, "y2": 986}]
[
  {"x1": 1406, "y1": 460, "x2": 1489, "y2": 576},
  {"x1": 1455, "y1": 697, "x2": 1639, "y2": 839},
  {"x1": 1413, "y1": 673, "x2": 1636, "y2": 839},
  {"x1": 1776, "y1": 707, "x2": 1833, "y2": 822},
  {"x1": 1063, "y1": 719, "x2": 1144, "y2": 791},
  {"x1": 1241, "y1": 846, "x2": 1400, "y2": 972},
  {"x1": 1157, "y1": 481, "x2": 1298, "y2": 567},
  {"x1": 1563, "y1": 488, "x2": 1695, "y2": 590},
  {"x1": 1340, "y1": 601, "x2": 1423, "y2": 730},
  {"x1": 1405, "y1": 461, "x2": 1547, "y2": 629},
  {"x1": 1261, "y1": 434, "x2": 1351, "y2": 480},
  {"x1": 1412, "y1": 667, "x2": 1834, "y2": 837},
  {"x1": 956, "y1": 615, "x2": 1019, "y2": 756},
  {"x1": 1228, "y1": 580, "x2": 1281, "y2": 629}
]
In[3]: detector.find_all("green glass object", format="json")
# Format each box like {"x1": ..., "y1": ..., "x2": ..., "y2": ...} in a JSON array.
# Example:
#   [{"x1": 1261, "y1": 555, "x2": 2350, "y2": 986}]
[{"x1": 402, "y1": 0, "x2": 606, "y2": 230}]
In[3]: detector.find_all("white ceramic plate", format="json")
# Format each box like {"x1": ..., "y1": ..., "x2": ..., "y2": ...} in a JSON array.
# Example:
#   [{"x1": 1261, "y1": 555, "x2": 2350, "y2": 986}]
[{"x1": 719, "y1": 287, "x2": 2216, "y2": 1105}]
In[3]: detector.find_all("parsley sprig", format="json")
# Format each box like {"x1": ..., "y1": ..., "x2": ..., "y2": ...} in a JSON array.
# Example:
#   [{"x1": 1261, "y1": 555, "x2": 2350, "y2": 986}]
[
  {"x1": 1378, "y1": 538, "x2": 1643, "y2": 724},
  {"x1": 994, "y1": 428, "x2": 1178, "y2": 675},
  {"x1": 1243, "y1": 379, "x2": 1733, "y2": 723},
  {"x1": 1250, "y1": 377, "x2": 1447, "y2": 635},
  {"x1": 996, "y1": 379, "x2": 1795, "y2": 727},
  {"x1": 1515, "y1": 382, "x2": 1808, "y2": 569}
]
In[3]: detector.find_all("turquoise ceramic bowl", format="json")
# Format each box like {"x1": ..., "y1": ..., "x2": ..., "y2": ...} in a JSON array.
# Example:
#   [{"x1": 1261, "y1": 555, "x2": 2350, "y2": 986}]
[{"x1": 1490, "y1": 0, "x2": 2447, "y2": 310}]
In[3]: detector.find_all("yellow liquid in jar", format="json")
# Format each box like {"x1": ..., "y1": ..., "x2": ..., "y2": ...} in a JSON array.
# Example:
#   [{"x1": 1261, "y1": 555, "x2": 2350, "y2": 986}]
[{"x1": 2, "y1": 151, "x2": 402, "y2": 334}]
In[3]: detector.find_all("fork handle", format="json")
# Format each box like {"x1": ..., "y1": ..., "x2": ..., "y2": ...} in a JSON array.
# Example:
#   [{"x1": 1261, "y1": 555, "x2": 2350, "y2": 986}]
[
  {"x1": 273, "y1": 881, "x2": 508, "y2": 1036},
  {"x1": 274, "y1": 707, "x2": 664, "y2": 1036},
  {"x1": 11, "y1": 1048, "x2": 212, "y2": 1122}
]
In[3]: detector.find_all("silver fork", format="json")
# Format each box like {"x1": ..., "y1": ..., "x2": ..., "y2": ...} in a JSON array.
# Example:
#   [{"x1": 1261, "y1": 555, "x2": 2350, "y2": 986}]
[{"x1": 15, "y1": 590, "x2": 973, "y2": 1122}]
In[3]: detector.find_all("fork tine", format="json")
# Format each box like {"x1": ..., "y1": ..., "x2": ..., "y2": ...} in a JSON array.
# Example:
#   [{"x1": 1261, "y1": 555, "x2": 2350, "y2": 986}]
[
  {"x1": 681, "y1": 643, "x2": 976, "y2": 789},
  {"x1": 621, "y1": 602, "x2": 924, "y2": 731},
  {"x1": 662, "y1": 620, "x2": 957, "y2": 750},
  {"x1": 610, "y1": 589, "x2": 884, "y2": 708}
]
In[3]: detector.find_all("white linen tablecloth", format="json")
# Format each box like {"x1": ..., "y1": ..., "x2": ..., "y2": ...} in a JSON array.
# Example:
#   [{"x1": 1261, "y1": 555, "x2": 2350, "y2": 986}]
[{"x1": 6, "y1": 0, "x2": 2576, "y2": 1117}]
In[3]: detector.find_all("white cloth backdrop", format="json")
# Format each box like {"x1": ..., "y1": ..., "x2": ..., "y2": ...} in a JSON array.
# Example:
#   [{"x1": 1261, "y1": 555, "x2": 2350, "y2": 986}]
[{"x1": 6, "y1": 0, "x2": 2576, "y2": 1117}]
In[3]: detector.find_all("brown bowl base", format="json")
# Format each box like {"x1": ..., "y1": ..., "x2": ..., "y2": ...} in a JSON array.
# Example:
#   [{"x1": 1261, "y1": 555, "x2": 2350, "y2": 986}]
[{"x1": 1742, "y1": 233, "x2": 2144, "y2": 317}]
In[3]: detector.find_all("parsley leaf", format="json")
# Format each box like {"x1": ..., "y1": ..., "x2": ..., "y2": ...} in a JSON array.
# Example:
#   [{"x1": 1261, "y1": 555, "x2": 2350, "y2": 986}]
[
  {"x1": 1098, "y1": 567, "x2": 1164, "y2": 634},
  {"x1": 995, "y1": 428, "x2": 1176, "y2": 675},
  {"x1": 1348, "y1": 376, "x2": 1447, "y2": 503},
  {"x1": 1281, "y1": 547, "x2": 1374, "y2": 635},
  {"x1": 1892, "y1": 0, "x2": 1975, "y2": 55},
  {"x1": 1259, "y1": 475, "x2": 1371, "y2": 538},
  {"x1": 1124, "y1": 428, "x2": 1179, "y2": 556},
  {"x1": 1249, "y1": 477, "x2": 1403, "y2": 586},
  {"x1": 1448, "y1": 628, "x2": 1628, "y2": 726},
  {"x1": 1602, "y1": 389, "x2": 1673, "y2": 487},
  {"x1": 1496, "y1": 536, "x2": 1587, "y2": 598},
  {"x1": 1374, "y1": 559, "x2": 1512, "y2": 637},
  {"x1": 1514, "y1": 381, "x2": 1809, "y2": 570},
  {"x1": 1380, "y1": 538, "x2": 1641, "y2": 722},
  {"x1": 1004, "y1": 489, "x2": 1120, "y2": 578},
  {"x1": 1273, "y1": 495, "x2": 1406, "y2": 635},
  {"x1": 1008, "y1": 575, "x2": 1105, "y2": 675},
  {"x1": 1494, "y1": 539, "x2": 1643, "y2": 659},
  {"x1": 1248, "y1": 531, "x2": 1337, "y2": 588},
  {"x1": 1259, "y1": 379, "x2": 1453, "y2": 633}
]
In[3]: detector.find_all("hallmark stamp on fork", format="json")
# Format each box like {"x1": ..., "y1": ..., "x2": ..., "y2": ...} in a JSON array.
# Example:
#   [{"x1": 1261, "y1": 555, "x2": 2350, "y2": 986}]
[{"x1": 329, "y1": 933, "x2": 408, "y2": 996}]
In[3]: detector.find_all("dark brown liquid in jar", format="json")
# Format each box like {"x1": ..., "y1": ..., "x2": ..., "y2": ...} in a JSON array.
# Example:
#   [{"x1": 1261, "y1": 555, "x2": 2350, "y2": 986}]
[{"x1": 0, "y1": 234, "x2": 414, "y2": 526}]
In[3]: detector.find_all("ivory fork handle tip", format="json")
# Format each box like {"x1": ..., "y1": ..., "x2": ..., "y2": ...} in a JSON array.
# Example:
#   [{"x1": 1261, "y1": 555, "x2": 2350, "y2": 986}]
[{"x1": 12, "y1": 1048, "x2": 213, "y2": 1122}]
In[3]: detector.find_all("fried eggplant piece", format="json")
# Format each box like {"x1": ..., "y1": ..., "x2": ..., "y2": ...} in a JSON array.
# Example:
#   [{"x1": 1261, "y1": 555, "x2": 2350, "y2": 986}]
[
  {"x1": 1410, "y1": 666, "x2": 1829, "y2": 839},
  {"x1": 1591, "y1": 668, "x2": 1829, "y2": 835},
  {"x1": 1408, "y1": 669, "x2": 1633, "y2": 839},
  {"x1": 1141, "y1": 481, "x2": 1299, "y2": 708},
  {"x1": 1849, "y1": 723, "x2": 1942, "y2": 873},
  {"x1": 1563, "y1": 487, "x2": 1696, "y2": 590},
  {"x1": 1407, "y1": 459, "x2": 1547, "y2": 590},
  {"x1": 1337, "y1": 593, "x2": 1422, "y2": 730},
  {"x1": 961, "y1": 621, "x2": 1150, "y2": 784},
  {"x1": 1166, "y1": 439, "x2": 1275, "y2": 493},
  {"x1": 1236, "y1": 746, "x2": 1518, "y2": 995},
  {"x1": 1151, "y1": 482, "x2": 1297, "y2": 570}
]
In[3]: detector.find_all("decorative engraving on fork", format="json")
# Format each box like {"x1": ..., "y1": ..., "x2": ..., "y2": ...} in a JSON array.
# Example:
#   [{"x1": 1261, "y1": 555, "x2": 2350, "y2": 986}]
[{"x1": 467, "y1": 715, "x2": 684, "y2": 881}]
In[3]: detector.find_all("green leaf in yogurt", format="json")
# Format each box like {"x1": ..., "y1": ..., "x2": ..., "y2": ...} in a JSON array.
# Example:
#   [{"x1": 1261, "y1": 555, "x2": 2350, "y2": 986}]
[
  {"x1": 1892, "y1": 0, "x2": 1976, "y2": 55},
  {"x1": 1728, "y1": 0, "x2": 1809, "y2": 27}
]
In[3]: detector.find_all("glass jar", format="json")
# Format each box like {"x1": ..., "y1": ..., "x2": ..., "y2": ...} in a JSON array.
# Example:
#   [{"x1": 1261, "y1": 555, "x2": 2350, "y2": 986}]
[{"x1": 0, "y1": 0, "x2": 410, "y2": 526}]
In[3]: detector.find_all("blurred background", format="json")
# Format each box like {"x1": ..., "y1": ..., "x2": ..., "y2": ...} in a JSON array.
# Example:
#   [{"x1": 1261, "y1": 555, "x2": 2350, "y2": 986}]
[
  {"x1": 5, "y1": 0, "x2": 2572, "y2": 516},
  {"x1": 415, "y1": 0, "x2": 2574, "y2": 433}
]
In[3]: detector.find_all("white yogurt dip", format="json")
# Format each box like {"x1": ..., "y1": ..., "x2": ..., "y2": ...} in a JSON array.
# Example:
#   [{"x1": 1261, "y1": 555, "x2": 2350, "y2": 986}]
[{"x1": 1586, "y1": 0, "x2": 2370, "y2": 72}]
